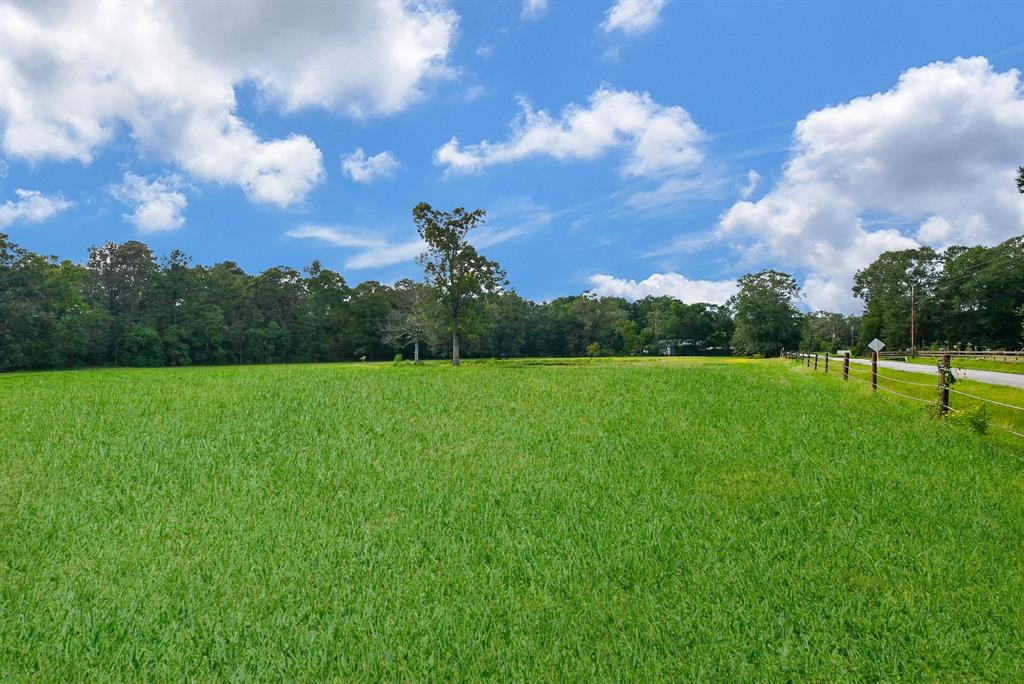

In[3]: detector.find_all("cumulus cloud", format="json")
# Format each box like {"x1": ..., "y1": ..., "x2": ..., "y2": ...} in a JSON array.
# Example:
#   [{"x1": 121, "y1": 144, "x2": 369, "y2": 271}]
[
  {"x1": 286, "y1": 225, "x2": 424, "y2": 269},
  {"x1": 0, "y1": 189, "x2": 72, "y2": 228},
  {"x1": 718, "y1": 57, "x2": 1024, "y2": 312},
  {"x1": 435, "y1": 87, "x2": 704, "y2": 177},
  {"x1": 341, "y1": 149, "x2": 401, "y2": 183},
  {"x1": 602, "y1": 0, "x2": 666, "y2": 35},
  {"x1": 588, "y1": 272, "x2": 737, "y2": 304},
  {"x1": 522, "y1": 0, "x2": 549, "y2": 21},
  {"x1": 110, "y1": 173, "x2": 188, "y2": 232},
  {"x1": 0, "y1": 1, "x2": 456, "y2": 206}
]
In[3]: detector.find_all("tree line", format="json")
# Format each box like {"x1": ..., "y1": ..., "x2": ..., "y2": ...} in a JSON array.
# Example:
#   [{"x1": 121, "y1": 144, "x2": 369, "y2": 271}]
[
  {"x1": 1, "y1": 202, "x2": 1020, "y2": 371},
  {"x1": 851, "y1": 236, "x2": 1023, "y2": 353},
  {"x1": 0, "y1": 203, "x2": 736, "y2": 370}
]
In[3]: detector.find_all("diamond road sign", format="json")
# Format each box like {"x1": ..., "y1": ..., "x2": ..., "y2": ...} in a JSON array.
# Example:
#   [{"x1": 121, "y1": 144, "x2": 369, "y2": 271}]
[{"x1": 868, "y1": 338, "x2": 886, "y2": 352}]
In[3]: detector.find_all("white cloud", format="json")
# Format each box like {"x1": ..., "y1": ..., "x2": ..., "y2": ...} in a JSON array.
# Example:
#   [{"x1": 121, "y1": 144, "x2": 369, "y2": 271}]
[
  {"x1": 286, "y1": 225, "x2": 424, "y2": 269},
  {"x1": 471, "y1": 197, "x2": 555, "y2": 248},
  {"x1": 740, "y1": 169, "x2": 760, "y2": 198},
  {"x1": 286, "y1": 225, "x2": 385, "y2": 249},
  {"x1": 602, "y1": 0, "x2": 666, "y2": 35},
  {"x1": 346, "y1": 240, "x2": 426, "y2": 269},
  {"x1": 588, "y1": 272, "x2": 738, "y2": 304},
  {"x1": 435, "y1": 87, "x2": 704, "y2": 177},
  {"x1": 110, "y1": 173, "x2": 187, "y2": 232},
  {"x1": 522, "y1": 0, "x2": 549, "y2": 20},
  {"x1": 341, "y1": 149, "x2": 401, "y2": 183},
  {"x1": 0, "y1": 189, "x2": 72, "y2": 228},
  {"x1": 717, "y1": 57, "x2": 1024, "y2": 312},
  {"x1": 0, "y1": 1, "x2": 457, "y2": 207}
]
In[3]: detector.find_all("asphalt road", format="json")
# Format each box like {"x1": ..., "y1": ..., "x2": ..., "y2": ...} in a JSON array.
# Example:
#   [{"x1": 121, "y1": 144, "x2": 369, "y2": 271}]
[{"x1": 848, "y1": 358, "x2": 1024, "y2": 390}]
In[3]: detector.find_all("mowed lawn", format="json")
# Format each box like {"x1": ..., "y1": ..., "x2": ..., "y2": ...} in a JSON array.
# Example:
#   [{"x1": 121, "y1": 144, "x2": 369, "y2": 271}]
[{"x1": 2, "y1": 359, "x2": 1022, "y2": 680}]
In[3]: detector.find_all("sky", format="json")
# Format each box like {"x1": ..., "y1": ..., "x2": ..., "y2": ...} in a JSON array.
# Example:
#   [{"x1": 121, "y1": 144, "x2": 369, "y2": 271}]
[{"x1": 1, "y1": 0, "x2": 1022, "y2": 313}]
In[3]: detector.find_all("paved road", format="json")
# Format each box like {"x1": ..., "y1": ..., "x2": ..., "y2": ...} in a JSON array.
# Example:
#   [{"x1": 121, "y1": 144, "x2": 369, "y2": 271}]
[{"x1": 847, "y1": 357, "x2": 1024, "y2": 390}]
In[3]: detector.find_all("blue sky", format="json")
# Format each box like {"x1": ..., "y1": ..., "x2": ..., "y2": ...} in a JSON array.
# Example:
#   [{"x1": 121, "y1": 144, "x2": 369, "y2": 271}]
[{"x1": 2, "y1": 0, "x2": 1022, "y2": 312}]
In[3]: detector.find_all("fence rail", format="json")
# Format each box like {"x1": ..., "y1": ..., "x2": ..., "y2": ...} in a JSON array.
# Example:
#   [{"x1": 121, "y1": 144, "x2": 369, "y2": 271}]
[
  {"x1": 876, "y1": 350, "x2": 1023, "y2": 362},
  {"x1": 783, "y1": 350, "x2": 1024, "y2": 443}
]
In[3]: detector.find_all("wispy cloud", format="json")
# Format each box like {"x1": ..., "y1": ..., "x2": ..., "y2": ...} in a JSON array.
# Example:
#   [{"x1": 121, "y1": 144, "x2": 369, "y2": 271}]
[
  {"x1": 739, "y1": 169, "x2": 760, "y2": 198},
  {"x1": 346, "y1": 240, "x2": 425, "y2": 269},
  {"x1": 286, "y1": 224, "x2": 423, "y2": 269}
]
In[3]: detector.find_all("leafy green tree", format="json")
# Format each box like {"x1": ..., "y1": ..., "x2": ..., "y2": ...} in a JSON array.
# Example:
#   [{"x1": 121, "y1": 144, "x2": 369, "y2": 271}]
[
  {"x1": 470, "y1": 291, "x2": 532, "y2": 358},
  {"x1": 728, "y1": 270, "x2": 802, "y2": 356},
  {"x1": 204, "y1": 261, "x2": 251, "y2": 363},
  {"x1": 343, "y1": 281, "x2": 396, "y2": 360},
  {"x1": 84, "y1": 240, "x2": 158, "y2": 362},
  {"x1": 614, "y1": 319, "x2": 642, "y2": 354},
  {"x1": 118, "y1": 323, "x2": 163, "y2": 366},
  {"x1": 303, "y1": 260, "x2": 350, "y2": 362},
  {"x1": 414, "y1": 203, "x2": 507, "y2": 365},
  {"x1": 801, "y1": 311, "x2": 860, "y2": 353},
  {"x1": 932, "y1": 237, "x2": 1023, "y2": 348},
  {"x1": 853, "y1": 247, "x2": 939, "y2": 350}
]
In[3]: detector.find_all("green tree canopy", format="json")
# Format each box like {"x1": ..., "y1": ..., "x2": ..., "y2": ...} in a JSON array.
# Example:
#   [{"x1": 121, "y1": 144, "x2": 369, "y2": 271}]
[
  {"x1": 413, "y1": 202, "x2": 507, "y2": 365},
  {"x1": 729, "y1": 270, "x2": 803, "y2": 356}
]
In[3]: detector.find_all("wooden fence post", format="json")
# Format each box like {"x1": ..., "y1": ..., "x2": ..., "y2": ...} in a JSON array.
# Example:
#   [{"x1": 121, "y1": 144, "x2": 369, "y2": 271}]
[
  {"x1": 806, "y1": 353, "x2": 810, "y2": 367},
  {"x1": 814, "y1": 353, "x2": 818, "y2": 370},
  {"x1": 843, "y1": 352, "x2": 849, "y2": 381},
  {"x1": 824, "y1": 353, "x2": 829, "y2": 374},
  {"x1": 938, "y1": 353, "x2": 950, "y2": 416},
  {"x1": 871, "y1": 351, "x2": 878, "y2": 391}
]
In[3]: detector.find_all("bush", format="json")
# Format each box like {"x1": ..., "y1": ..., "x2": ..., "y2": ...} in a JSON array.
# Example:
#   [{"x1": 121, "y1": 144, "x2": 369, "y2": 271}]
[
  {"x1": 393, "y1": 353, "x2": 404, "y2": 364},
  {"x1": 949, "y1": 403, "x2": 989, "y2": 434},
  {"x1": 585, "y1": 342, "x2": 601, "y2": 357}
]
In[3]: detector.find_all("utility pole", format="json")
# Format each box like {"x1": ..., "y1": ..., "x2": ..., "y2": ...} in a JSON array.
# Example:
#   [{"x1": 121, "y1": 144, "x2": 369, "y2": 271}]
[{"x1": 910, "y1": 284, "x2": 916, "y2": 358}]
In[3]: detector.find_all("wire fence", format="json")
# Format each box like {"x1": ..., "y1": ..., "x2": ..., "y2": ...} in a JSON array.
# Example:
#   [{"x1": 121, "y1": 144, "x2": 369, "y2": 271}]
[
  {"x1": 877, "y1": 350, "x2": 1024, "y2": 362},
  {"x1": 784, "y1": 350, "x2": 1024, "y2": 445}
]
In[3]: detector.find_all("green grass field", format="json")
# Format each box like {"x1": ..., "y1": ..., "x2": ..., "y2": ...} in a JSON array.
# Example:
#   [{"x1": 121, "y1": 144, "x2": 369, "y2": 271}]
[
  {"x1": 2, "y1": 359, "x2": 1023, "y2": 680},
  {"x1": 801, "y1": 358, "x2": 1024, "y2": 449}
]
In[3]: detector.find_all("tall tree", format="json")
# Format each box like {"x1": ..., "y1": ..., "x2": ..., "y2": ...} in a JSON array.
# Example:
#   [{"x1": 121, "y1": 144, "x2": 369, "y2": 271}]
[
  {"x1": 303, "y1": 260, "x2": 350, "y2": 362},
  {"x1": 728, "y1": 270, "x2": 802, "y2": 356},
  {"x1": 801, "y1": 311, "x2": 860, "y2": 352},
  {"x1": 84, "y1": 241, "x2": 158, "y2": 363},
  {"x1": 413, "y1": 203, "x2": 507, "y2": 365},
  {"x1": 852, "y1": 247, "x2": 940, "y2": 350},
  {"x1": 382, "y1": 279, "x2": 435, "y2": 363}
]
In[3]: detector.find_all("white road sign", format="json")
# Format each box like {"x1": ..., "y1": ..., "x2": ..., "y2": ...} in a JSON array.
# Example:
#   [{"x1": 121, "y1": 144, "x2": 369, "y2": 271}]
[{"x1": 868, "y1": 338, "x2": 885, "y2": 352}]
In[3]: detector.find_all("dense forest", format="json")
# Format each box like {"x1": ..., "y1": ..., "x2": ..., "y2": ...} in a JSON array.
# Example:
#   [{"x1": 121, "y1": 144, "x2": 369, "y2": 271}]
[
  {"x1": 1, "y1": 230, "x2": 1020, "y2": 371},
  {"x1": 0, "y1": 233, "x2": 734, "y2": 369}
]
